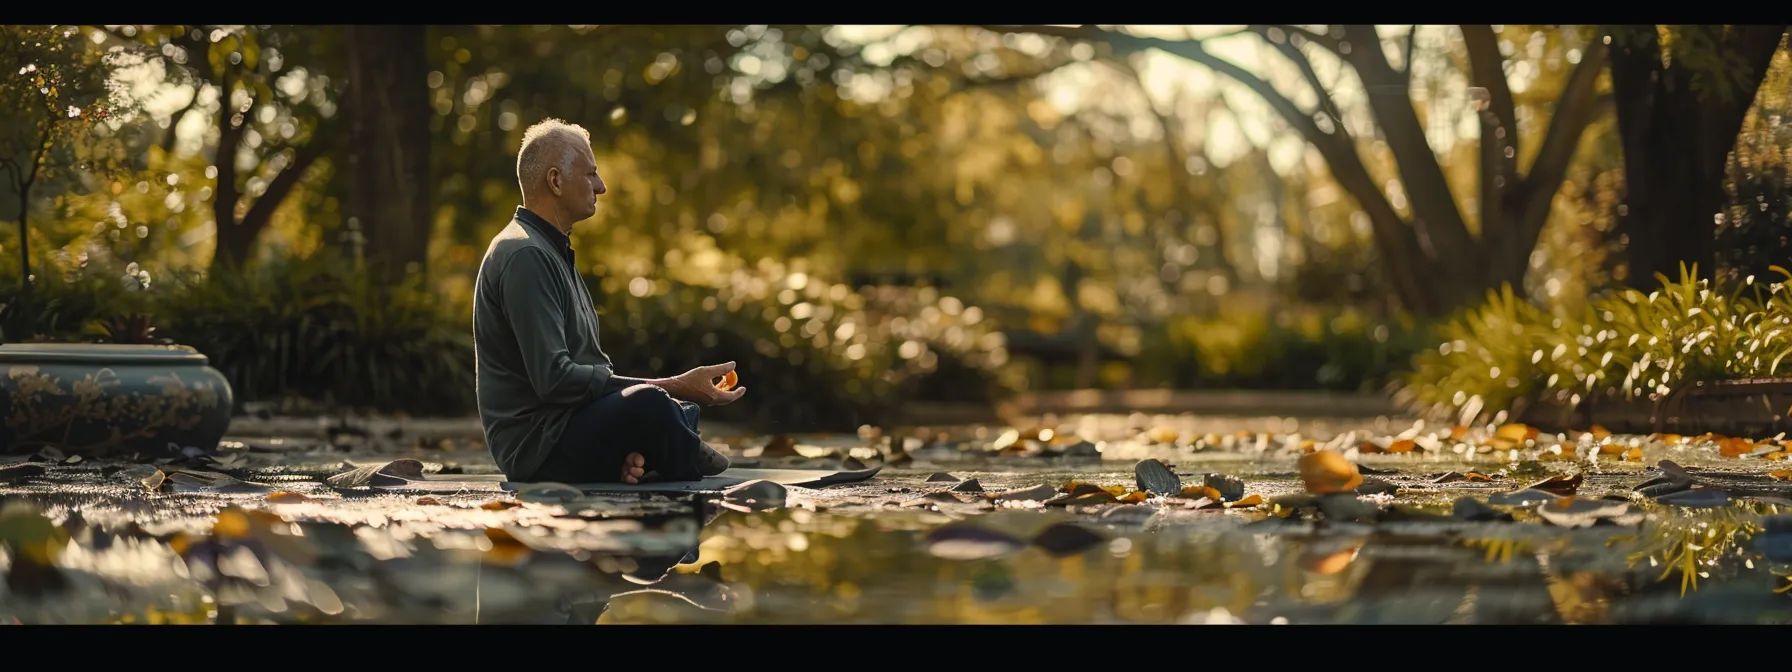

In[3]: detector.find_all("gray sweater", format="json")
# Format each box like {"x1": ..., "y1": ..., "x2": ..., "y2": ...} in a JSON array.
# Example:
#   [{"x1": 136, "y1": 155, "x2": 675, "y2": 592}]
[{"x1": 473, "y1": 206, "x2": 642, "y2": 480}]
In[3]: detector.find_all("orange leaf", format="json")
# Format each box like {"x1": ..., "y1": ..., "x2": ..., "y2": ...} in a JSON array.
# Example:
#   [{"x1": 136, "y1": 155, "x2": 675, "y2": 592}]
[
  {"x1": 265, "y1": 491, "x2": 308, "y2": 503},
  {"x1": 1449, "y1": 425, "x2": 1469, "y2": 441},
  {"x1": 1465, "y1": 472, "x2": 1492, "y2": 482},
  {"x1": 1599, "y1": 442, "x2": 1627, "y2": 455},
  {"x1": 1358, "y1": 441, "x2": 1385, "y2": 454},
  {"x1": 1299, "y1": 440, "x2": 1317, "y2": 454},
  {"x1": 1119, "y1": 491, "x2": 1149, "y2": 503},
  {"x1": 1387, "y1": 439, "x2": 1416, "y2": 454},
  {"x1": 1769, "y1": 470, "x2": 1792, "y2": 481},
  {"x1": 1495, "y1": 424, "x2": 1536, "y2": 442},
  {"x1": 1590, "y1": 425, "x2": 1612, "y2": 440},
  {"x1": 1718, "y1": 437, "x2": 1760, "y2": 457},
  {"x1": 1299, "y1": 450, "x2": 1363, "y2": 494},
  {"x1": 480, "y1": 500, "x2": 520, "y2": 511},
  {"x1": 1623, "y1": 447, "x2": 1644, "y2": 462},
  {"x1": 1225, "y1": 494, "x2": 1263, "y2": 508},
  {"x1": 416, "y1": 496, "x2": 443, "y2": 505}
]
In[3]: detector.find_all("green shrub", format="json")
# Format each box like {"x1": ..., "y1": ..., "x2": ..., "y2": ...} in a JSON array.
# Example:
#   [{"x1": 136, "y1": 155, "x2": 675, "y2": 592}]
[
  {"x1": 149, "y1": 255, "x2": 478, "y2": 416},
  {"x1": 1137, "y1": 307, "x2": 1428, "y2": 393},
  {"x1": 1397, "y1": 264, "x2": 1792, "y2": 424},
  {"x1": 592, "y1": 265, "x2": 1021, "y2": 431}
]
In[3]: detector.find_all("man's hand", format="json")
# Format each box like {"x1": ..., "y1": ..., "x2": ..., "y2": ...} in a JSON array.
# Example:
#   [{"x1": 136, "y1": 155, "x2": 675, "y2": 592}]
[{"x1": 653, "y1": 361, "x2": 747, "y2": 406}]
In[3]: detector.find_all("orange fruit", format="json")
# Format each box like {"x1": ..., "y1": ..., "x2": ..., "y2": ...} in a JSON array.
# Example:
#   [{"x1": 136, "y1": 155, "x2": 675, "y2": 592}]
[{"x1": 716, "y1": 370, "x2": 739, "y2": 391}]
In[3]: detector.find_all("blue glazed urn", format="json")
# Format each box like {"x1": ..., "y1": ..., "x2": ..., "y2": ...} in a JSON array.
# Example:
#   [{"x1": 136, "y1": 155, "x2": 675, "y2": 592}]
[{"x1": 0, "y1": 343, "x2": 234, "y2": 458}]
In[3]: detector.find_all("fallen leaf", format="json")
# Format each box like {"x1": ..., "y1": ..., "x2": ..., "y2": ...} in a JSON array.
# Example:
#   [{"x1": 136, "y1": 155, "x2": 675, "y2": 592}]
[
  {"x1": 926, "y1": 472, "x2": 960, "y2": 482},
  {"x1": 265, "y1": 491, "x2": 309, "y2": 503},
  {"x1": 1496, "y1": 424, "x2": 1538, "y2": 442},
  {"x1": 1718, "y1": 437, "x2": 1763, "y2": 458},
  {"x1": 1450, "y1": 426, "x2": 1469, "y2": 441},
  {"x1": 1298, "y1": 450, "x2": 1363, "y2": 494},
  {"x1": 483, "y1": 528, "x2": 533, "y2": 566},
  {"x1": 1524, "y1": 472, "x2": 1584, "y2": 495},
  {"x1": 1769, "y1": 470, "x2": 1791, "y2": 481},
  {"x1": 1134, "y1": 459, "x2": 1181, "y2": 495},
  {"x1": 1590, "y1": 425, "x2": 1612, "y2": 440},
  {"x1": 1357, "y1": 441, "x2": 1385, "y2": 454},
  {"x1": 1299, "y1": 440, "x2": 1318, "y2": 454},
  {"x1": 1118, "y1": 491, "x2": 1149, "y2": 503},
  {"x1": 479, "y1": 500, "x2": 520, "y2": 511},
  {"x1": 1146, "y1": 427, "x2": 1180, "y2": 444},
  {"x1": 1046, "y1": 491, "x2": 1119, "y2": 507},
  {"x1": 759, "y1": 435, "x2": 799, "y2": 458},
  {"x1": 1623, "y1": 447, "x2": 1645, "y2": 462},
  {"x1": 1225, "y1": 494, "x2": 1263, "y2": 508},
  {"x1": 1599, "y1": 442, "x2": 1628, "y2": 455},
  {"x1": 416, "y1": 496, "x2": 443, "y2": 505},
  {"x1": 1387, "y1": 439, "x2": 1417, "y2": 454}
]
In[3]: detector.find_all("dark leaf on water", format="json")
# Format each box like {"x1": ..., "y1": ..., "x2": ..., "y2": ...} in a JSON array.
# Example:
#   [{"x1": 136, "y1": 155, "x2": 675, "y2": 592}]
[
  {"x1": 1045, "y1": 491, "x2": 1118, "y2": 507},
  {"x1": 0, "y1": 463, "x2": 46, "y2": 485},
  {"x1": 1355, "y1": 464, "x2": 1399, "y2": 475},
  {"x1": 1657, "y1": 460, "x2": 1695, "y2": 484},
  {"x1": 1030, "y1": 522, "x2": 1107, "y2": 557},
  {"x1": 722, "y1": 479, "x2": 787, "y2": 511},
  {"x1": 903, "y1": 492, "x2": 964, "y2": 508},
  {"x1": 1315, "y1": 493, "x2": 1380, "y2": 523},
  {"x1": 1489, "y1": 489, "x2": 1560, "y2": 506},
  {"x1": 1524, "y1": 472, "x2": 1584, "y2": 495},
  {"x1": 1636, "y1": 480, "x2": 1692, "y2": 498},
  {"x1": 1134, "y1": 459, "x2": 1181, "y2": 495},
  {"x1": 1099, "y1": 504, "x2": 1159, "y2": 526},
  {"x1": 1203, "y1": 473, "x2": 1246, "y2": 502},
  {"x1": 949, "y1": 478, "x2": 983, "y2": 493},
  {"x1": 1451, "y1": 497, "x2": 1514, "y2": 522},
  {"x1": 926, "y1": 472, "x2": 960, "y2": 482},
  {"x1": 164, "y1": 469, "x2": 274, "y2": 495},
  {"x1": 987, "y1": 484, "x2": 1056, "y2": 502},
  {"x1": 1653, "y1": 488, "x2": 1731, "y2": 508},
  {"x1": 924, "y1": 523, "x2": 1025, "y2": 560},
  {"x1": 1353, "y1": 478, "x2": 1398, "y2": 496}
]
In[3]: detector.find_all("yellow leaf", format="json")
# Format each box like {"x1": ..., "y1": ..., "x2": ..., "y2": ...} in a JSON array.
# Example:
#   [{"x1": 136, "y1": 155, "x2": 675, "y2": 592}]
[
  {"x1": 1299, "y1": 450, "x2": 1362, "y2": 494},
  {"x1": 1387, "y1": 439, "x2": 1416, "y2": 453},
  {"x1": 1769, "y1": 470, "x2": 1791, "y2": 481}
]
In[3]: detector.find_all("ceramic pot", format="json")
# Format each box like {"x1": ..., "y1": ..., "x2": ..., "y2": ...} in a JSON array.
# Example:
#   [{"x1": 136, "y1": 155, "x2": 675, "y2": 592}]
[{"x1": 0, "y1": 343, "x2": 233, "y2": 458}]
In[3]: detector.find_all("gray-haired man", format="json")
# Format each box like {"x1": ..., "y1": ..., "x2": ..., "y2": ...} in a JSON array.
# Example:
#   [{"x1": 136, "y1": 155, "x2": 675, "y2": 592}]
[{"x1": 474, "y1": 118, "x2": 741, "y2": 484}]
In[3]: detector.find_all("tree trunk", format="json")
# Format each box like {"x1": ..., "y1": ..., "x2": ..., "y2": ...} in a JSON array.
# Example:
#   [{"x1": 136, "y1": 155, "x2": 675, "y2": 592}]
[
  {"x1": 346, "y1": 25, "x2": 433, "y2": 281},
  {"x1": 1607, "y1": 25, "x2": 1787, "y2": 287}
]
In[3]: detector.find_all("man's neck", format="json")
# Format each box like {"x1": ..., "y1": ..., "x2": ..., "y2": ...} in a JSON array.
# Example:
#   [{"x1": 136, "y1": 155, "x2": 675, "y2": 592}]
[{"x1": 521, "y1": 202, "x2": 574, "y2": 235}]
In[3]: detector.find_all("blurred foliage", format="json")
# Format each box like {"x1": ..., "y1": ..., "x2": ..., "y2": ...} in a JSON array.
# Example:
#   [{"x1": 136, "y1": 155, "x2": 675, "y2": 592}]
[
  {"x1": 1716, "y1": 47, "x2": 1792, "y2": 287},
  {"x1": 5, "y1": 25, "x2": 1791, "y2": 418},
  {"x1": 1398, "y1": 265, "x2": 1792, "y2": 424},
  {"x1": 1136, "y1": 302, "x2": 1428, "y2": 393}
]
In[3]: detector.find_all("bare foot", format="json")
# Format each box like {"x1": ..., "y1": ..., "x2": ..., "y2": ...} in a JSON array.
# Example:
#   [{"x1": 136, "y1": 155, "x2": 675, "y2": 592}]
[{"x1": 622, "y1": 452, "x2": 646, "y2": 484}]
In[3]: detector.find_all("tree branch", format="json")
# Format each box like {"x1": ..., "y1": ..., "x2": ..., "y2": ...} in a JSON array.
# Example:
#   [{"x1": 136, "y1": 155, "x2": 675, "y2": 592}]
[
  {"x1": 973, "y1": 23, "x2": 1437, "y2": 311},
  {"x1": 1515, "y1": 39, "x2": 1609, "y2": 228},
  {"x1": 1461, "y1": 25, "x2": 1521, "y2": 247},
  {"x1": 1401, "y1": 25, "x2": 1419, "y2": 78},
  {"x1": 235, "y1": 139, "x2": 326, "y2": 236},
  {"x1": 211, "y1": 70, "x2": 245, "y2": 232},
  {"x1": 1334, "y1": 24, "x2": 1474, "y2": 263},
  {"x1": 1246, "y1": 25, "x2": 1346, "y2": 133}
]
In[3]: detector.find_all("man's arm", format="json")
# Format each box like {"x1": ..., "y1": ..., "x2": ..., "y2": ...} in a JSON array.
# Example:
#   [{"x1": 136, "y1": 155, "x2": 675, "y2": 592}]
[{"x1": 500, "y1": 248, "x2": 612, "y2": 404}]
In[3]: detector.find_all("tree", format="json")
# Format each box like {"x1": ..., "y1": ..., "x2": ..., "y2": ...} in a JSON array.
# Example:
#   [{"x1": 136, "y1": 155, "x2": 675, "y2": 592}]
[
  {"x1": 0, "y1": 25, "x2": 127, "y2": 335},
  {"x1": 974, "y1": 25, "x2": 1611, "y2": 318},
  {"x1": 105, "y1": 25, "x2": 344, "y2": 273},
  {"x1": 344, "y1": 25, "x2": 431, "y2": 279},
  {"x1": 1602, "y1": 25, "x2": 1788, "y2": 287}
]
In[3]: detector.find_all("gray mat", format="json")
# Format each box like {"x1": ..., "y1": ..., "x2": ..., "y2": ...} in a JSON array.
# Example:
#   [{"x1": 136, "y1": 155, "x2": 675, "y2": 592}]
[
  {"x1": 496, "y1": 466, "x2": 883, "y2": 493},
  {"x1": 331, "y1": 459, "x2": 881, "y2": 494}
]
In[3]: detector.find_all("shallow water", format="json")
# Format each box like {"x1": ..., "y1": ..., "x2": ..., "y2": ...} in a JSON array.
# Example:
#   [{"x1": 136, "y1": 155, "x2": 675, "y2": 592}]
[{"x1": 3, "y1": 416, "x2": 1791, "y2": 624}]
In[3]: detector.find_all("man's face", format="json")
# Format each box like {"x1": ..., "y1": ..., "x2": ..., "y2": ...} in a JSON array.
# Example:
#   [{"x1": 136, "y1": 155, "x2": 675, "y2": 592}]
[{"x1": 559, "y1": 144, "x2": 606, "y2": 221}]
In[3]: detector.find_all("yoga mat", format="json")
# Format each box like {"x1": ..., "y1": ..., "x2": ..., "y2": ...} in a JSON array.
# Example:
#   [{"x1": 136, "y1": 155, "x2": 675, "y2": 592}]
[
  {"x1": 497, "y1": 466, "x2": 884, "y2": 493},
  {"x1": 333, "y1": 459, "x2": 880, "y2": 494}
]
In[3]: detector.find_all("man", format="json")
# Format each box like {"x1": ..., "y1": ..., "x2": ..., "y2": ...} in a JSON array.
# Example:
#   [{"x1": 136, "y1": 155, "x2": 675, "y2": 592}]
[{"x1": 474, "y1": 118, "x2": 744, "y2": 484}]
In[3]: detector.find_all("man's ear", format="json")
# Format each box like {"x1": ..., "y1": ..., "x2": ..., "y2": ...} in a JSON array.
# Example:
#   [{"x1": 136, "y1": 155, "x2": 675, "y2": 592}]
[{"x1": 546, "y1": 167, "x2": 562, "y2": 195}]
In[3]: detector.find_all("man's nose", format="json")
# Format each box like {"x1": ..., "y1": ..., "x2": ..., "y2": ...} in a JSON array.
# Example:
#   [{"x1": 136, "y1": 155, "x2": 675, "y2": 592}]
[{"x1": 594, "y1": 177, "x2": 607, "y2": 195}]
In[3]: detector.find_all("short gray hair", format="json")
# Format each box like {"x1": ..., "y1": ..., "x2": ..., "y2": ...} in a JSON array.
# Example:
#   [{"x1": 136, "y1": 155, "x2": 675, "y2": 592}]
[{"x1": 516, "y1": 118, "x2": 592, "y2": 197}]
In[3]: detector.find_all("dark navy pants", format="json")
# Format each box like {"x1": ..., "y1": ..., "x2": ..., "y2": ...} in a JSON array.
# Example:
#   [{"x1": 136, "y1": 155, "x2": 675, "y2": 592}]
[{"x1": 531, "y1": 384, "x2": 706, "y2": 483}]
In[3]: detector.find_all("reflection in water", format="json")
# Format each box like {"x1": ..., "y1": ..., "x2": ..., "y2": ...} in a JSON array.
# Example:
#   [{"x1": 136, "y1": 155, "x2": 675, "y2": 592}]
[{"x1": 5, "y1": 472, "x2": 1792, "y2": 624}]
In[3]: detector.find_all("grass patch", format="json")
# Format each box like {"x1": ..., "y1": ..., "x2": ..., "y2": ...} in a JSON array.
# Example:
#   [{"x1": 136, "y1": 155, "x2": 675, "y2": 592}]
[{"x1": 1397, "y1": 265, "x2": 1792, "y2": 424}]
